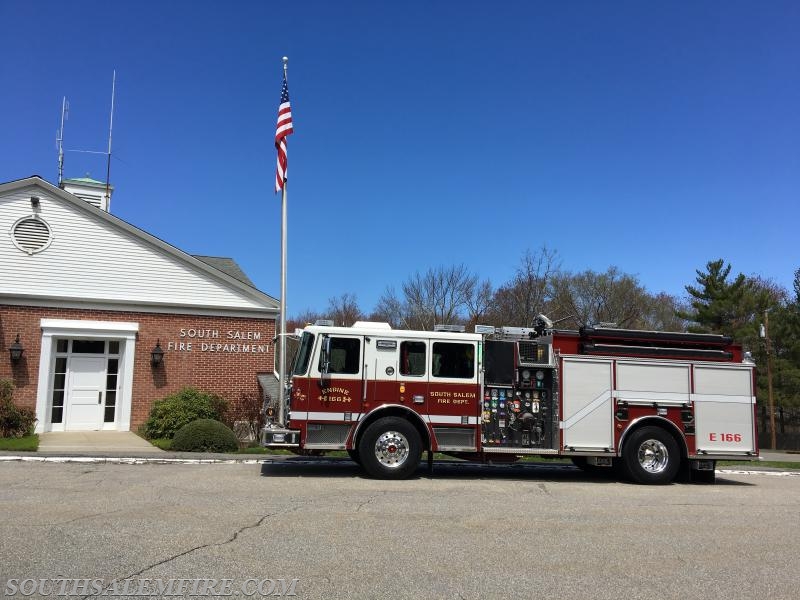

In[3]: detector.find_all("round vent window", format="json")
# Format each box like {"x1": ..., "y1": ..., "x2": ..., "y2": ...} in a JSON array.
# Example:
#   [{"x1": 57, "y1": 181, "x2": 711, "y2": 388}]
[{"x1": 11, "y1": 216, "x2": 53, "y2": 255}]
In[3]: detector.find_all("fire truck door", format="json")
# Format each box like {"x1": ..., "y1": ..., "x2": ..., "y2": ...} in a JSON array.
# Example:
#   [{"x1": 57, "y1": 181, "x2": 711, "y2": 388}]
[
  {"x1": 397, "y1": 339, "x2": 429, "y2": 413},
  {"x1": 364, "y1": 338, "x2": 400, "y2": 412},
  {"x1": 314, "y1": 334, "x2": 364, "y2": 419}
]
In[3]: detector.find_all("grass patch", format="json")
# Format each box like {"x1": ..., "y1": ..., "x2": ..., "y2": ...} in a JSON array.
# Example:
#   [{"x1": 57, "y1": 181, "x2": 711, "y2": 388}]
[
  {"x1": 719, "y1": 460, "x2": 800, "y2": 470},
  {"x1": 0, "y1": 435, "x2": 39, "y2": 451},
  {"x1": 148, "y1": 438, "x2": 173, "y2": 451}
]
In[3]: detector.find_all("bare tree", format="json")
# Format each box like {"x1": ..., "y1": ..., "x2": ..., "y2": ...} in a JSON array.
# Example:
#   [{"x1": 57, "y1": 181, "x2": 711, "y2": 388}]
[
  {"x1": 327, "y1": 292, "x2": 363, "y2": 327},
  {"x1": 371, "y1": 287, "x2": 405, "y2": 328},
  {"x1": 640, "y1": 293, "x2": 690, "y2": 332},
  {"x1": 465, "y1": 279, "x2": 494, "y2": 328},
  {"x1": 402, "y1": 264, "x2": 478, "y2": 330},
  {"x1": 550, "y1": 267, "x2": 653, "y2": 329},
  {"x1": 489, "y1": 247, "x2": 560, "y2": 326},
  {"x1": 373, "y1": 265, "x2": 479, "y2": 331},
  {"x1": 287, "y1": 309, "x2": 324, "y2": 333}
]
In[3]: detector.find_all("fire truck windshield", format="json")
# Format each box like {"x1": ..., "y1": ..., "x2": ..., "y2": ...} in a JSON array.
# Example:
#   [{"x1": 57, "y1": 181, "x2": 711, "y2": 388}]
[{"x1": 292, "y1": 332, "x2": 315, "y2": 376}]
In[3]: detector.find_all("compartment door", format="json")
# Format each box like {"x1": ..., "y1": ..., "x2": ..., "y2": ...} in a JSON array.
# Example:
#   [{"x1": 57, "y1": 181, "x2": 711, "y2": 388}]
[
  {"x1": 693, "y1": 365, "x2": 756, "y2": 454},
  {"x1": 561, "y1": 358, "x2": 614, "y2": 451}
]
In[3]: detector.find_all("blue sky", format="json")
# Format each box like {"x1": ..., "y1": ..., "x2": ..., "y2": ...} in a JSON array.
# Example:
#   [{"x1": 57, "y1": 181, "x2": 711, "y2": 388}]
[{"x1": 2, "y1": 1, "x2": 798, "y2": 316}]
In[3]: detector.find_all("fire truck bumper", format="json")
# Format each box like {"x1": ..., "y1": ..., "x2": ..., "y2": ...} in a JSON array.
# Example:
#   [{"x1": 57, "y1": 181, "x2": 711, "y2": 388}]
[{"x1": 260, "y1": 427, "x2": 301, "y2": 447}]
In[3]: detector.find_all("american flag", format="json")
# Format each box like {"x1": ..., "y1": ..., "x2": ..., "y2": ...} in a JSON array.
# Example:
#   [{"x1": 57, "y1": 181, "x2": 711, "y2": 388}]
[{"x1": 274, "y1": 73, "x2": 294, "y2": 193}]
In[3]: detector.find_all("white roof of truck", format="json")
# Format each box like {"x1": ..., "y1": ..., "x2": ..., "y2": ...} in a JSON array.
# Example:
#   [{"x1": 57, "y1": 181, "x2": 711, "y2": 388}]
[{"x1": 302, "y1": 322, "x2": 483, "y2": 341}]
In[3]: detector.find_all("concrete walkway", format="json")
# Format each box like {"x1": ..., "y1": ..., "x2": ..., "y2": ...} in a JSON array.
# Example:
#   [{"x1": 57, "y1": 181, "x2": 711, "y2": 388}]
[{"x1": 38, "y1": 431, "x2": 163, "y2": 453}]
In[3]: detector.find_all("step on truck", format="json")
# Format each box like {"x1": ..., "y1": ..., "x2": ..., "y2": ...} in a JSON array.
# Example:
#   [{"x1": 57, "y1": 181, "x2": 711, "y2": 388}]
[{"x1": 261, "y1": 318, "x2": 758, "y2": 483}]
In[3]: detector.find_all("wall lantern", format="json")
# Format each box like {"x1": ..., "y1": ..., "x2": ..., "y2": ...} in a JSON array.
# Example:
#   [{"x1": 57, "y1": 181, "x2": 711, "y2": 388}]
[
  {"x1": 9, "y1": 334, "x2": 24, "y2": 363},
  {"x1": 150, "y1": 340, "x2": 164, "y2": 367}
]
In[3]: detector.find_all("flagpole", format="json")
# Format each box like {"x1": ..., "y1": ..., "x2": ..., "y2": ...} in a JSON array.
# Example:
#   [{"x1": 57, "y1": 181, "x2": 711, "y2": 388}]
[{"x1": 277, "y1": 56, "x2": 289, "y2": 427}]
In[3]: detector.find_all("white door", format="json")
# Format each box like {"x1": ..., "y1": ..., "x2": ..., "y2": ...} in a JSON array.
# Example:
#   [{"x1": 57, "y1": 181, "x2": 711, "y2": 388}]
[
  {"x1": 561, "y1": 357, "x2": 615, "y2": 451},
  {"x1": 66, "y1": 357, "x2": 106, "y2": 430}
]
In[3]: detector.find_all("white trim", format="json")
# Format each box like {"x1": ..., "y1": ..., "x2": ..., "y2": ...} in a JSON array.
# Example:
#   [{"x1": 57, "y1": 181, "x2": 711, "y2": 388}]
[
  {"x1": 289, "y1": 411, "x2": 359, "y2": 421},
  {"x1": 288, "y1": 411, "x2": 479, "y2": 426},
  {"x1": 691, "y1": 393, "x2": 756, "y2": 404},
  {"x1": 36, "y1": 319, "x2": 138, "y2": 433},
  {"x1": 424, "y1": 415, "x2": 480, "y2": 425},
  {"x1": 0, "y1": 295, "x2": 278, "y2": 318},
  {"x1": 560, "y1": 390, "x2": 611, "y2": 430},
  {"x1": 41, "y1": 318, "x2": 139, "y2": 334},
  {"x1": 34, "y1": 335, "x2": 54, "y2": 434},
  {"x1": 615, "y1": 390, "x2": 690, "y2": 403}
]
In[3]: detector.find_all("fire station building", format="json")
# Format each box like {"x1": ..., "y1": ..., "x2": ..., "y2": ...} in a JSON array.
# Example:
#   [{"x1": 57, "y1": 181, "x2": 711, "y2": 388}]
[{"x1": 0, "y1": 176, "x2": 279, "y2": 434}]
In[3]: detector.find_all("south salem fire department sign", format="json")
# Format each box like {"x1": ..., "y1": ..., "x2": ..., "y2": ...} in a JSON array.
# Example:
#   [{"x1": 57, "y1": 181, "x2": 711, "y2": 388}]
[{"x1": 165, "y1": 328, "x2": 270, "y2": 354}]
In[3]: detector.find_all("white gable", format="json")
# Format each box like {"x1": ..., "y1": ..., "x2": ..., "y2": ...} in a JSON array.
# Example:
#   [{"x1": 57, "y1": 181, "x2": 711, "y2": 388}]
[{"x1": 0, "y1": 180, "x2": 278, "y2": 315}]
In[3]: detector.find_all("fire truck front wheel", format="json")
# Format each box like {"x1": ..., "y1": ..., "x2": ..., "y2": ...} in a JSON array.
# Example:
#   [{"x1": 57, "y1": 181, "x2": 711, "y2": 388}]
[
  {"x1": 358, "y1": 417, "x2": 422, "y2": 479},
  {"x1": 622, "y1": 426, "x2": 681, "y2": 485}
]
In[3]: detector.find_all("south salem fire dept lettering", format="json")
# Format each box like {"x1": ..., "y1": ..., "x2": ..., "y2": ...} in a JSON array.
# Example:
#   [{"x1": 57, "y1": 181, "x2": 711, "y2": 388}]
[{"x1": 262, "y1": 318, "x2": 758, "y2": 484}]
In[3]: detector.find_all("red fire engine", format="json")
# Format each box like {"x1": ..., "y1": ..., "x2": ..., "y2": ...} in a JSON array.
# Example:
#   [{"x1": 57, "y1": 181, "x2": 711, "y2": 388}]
[{"x1": 261, "y1": 318, "x2": 758, "y2": 484}]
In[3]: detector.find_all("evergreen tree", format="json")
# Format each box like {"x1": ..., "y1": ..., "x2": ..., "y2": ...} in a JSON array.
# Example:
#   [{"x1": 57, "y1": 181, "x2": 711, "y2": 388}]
[
  {"x1": 765, "y1": 268, "x2": 800, "y2": 408},
  {"x1": 678, "y1": 259, "x2": 752, "y2": 336}
]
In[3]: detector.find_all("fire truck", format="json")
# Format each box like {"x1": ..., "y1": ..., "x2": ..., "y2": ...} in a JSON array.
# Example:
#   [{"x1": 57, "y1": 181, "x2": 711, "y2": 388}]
[{"x1": 261, "y1": 318, "x2": 758, "y2": 484}]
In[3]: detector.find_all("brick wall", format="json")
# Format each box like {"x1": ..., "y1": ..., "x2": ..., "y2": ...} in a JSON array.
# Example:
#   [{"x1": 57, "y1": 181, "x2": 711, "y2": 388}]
[{"x1": 0, "y1": 304, "x2": 275, "y2": 430}]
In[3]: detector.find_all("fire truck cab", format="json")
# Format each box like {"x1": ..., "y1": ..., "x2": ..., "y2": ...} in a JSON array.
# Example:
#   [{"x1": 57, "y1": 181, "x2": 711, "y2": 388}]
[{"x1": 262, "y1": 319, "x2": 758, "y2": 484}]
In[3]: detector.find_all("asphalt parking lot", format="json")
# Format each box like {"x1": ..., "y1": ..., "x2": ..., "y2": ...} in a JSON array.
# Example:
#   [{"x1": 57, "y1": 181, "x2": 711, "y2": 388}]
[{"x1": 1, "y1": 459, "x2": 798, "y2": 599}]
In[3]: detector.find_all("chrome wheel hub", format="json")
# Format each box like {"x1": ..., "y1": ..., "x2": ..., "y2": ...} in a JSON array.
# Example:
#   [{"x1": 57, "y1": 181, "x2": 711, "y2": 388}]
[
  {"x1": 374, "y1": 431, "x2": 410, "y2": 469},
  {"x1": 638, "y1": 439, "x2": 669, "y2": 473}
]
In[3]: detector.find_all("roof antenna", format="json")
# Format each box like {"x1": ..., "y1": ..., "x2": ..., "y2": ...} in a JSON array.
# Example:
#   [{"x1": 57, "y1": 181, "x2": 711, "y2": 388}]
[
  {"x1": 104, "y1": 70, "x2": 116, "y2": 209},
  {"x1": 56, "y1": 96, "x2": 69, "y2": 187}
]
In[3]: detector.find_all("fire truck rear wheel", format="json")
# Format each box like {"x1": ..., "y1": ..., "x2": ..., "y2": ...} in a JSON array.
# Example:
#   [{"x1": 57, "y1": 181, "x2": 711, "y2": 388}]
[
  {"x1": 622, "y1": 426, "x2": 681, "y2": 485},
  {"x1": 358, "y1": 417, "x2": 422, "y2": 479}
]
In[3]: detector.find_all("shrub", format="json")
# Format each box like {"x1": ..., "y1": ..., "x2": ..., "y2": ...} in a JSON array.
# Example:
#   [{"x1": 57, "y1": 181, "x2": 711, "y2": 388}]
[
  {"x1": 234, "y1": 391, "x2": 267, "y2": 441},
  {"x1": 171, "y1": 419, "x2": 239, "y2": 453},
  {"x1": 142, "y1": 387, "x2": 228, "y2": 439},
  {"x1": 0, "y1": 379, "x2": 37, "y2": 438}
]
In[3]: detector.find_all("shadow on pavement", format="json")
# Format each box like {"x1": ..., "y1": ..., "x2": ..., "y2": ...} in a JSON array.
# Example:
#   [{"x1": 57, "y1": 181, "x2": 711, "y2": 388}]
[{"x1": 258, "y1": 458, "x2": 753, "y2": 485}]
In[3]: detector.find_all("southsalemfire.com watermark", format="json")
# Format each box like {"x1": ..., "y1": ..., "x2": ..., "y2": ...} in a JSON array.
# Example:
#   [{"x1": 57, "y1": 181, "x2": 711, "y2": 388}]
[{"x1": 3, "y1": 578, "x2": 299, "y2": 597}]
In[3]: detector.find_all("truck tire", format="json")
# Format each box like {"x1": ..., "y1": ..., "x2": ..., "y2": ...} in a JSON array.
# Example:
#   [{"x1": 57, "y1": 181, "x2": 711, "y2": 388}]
[
  {"x1": 622, "y1": 426, "x2": 681, "y2": 485},
  {"x1": 358, "y1": 417, "x2": 422, "y2": 479}
]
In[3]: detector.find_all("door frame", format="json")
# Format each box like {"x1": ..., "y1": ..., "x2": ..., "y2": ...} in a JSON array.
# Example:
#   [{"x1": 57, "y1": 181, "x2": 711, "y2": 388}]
[{"x1": 35, "y1": 319, "x2": 139, "y2": 433}]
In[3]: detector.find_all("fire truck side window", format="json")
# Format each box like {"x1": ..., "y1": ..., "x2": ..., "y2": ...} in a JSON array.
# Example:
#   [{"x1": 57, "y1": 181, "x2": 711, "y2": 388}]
[
  {"x1": 432, "y1": 342, "x2": 475, "y2": 379},
  {"x1": 400, "y1": 341, "x2": 426, "y2": 376},
  {"x1": 319, "y1": 337, "x2": 361, "y2": 374}
]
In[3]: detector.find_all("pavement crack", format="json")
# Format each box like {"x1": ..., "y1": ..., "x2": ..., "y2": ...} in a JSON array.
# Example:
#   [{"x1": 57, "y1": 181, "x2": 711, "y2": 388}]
[
  {"x1": 356, "y1": 491, "x2": 385, "y2": 512},
  {"x1": 55, "y1": 508, "x2": 125, "y2": 527},
  {"x1": 82, "y1": 507, "x2": 296, "y2": 599},
  {"x1": 537, "y1": 483, "x2": 551, "y2": 496}
]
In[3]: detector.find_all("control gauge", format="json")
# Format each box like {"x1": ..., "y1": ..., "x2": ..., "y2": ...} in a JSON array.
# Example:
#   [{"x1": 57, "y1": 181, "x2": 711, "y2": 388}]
[{"x1": 535, "y1": 370, "x2": 545, "y2": 381}]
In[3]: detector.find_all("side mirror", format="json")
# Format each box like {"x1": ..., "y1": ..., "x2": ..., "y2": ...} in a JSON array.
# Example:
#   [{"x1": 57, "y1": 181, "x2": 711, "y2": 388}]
[{"x1": 319, "y1": 336, "x2": 332, "y2": 387}]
